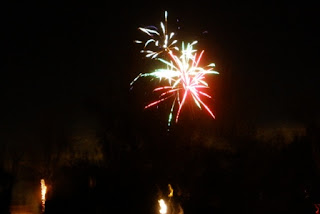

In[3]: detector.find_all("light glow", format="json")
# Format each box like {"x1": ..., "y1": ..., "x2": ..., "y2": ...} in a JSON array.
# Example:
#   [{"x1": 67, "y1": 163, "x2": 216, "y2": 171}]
[{"x1": 158, "y1": 199, "x2": 167, "y2": 214}]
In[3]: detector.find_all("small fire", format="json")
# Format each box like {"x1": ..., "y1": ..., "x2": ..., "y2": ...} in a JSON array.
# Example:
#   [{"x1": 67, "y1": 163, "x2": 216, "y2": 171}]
[
  {"x1": 40, "y1": 179, "x2": 47, "y2": 213},
  {"x1": 158, "y1": 199, "x2": 167, "y2": 214}
]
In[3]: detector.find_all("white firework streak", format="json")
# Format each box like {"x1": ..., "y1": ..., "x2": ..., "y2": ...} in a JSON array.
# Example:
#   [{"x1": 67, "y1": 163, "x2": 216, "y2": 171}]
[{"x1": 135, "y1": 11, "x2": 178, "y2": 59}]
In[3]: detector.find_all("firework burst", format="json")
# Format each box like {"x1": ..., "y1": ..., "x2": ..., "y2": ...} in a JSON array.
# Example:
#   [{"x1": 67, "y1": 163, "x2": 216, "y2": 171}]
[{"x1": 132, "y1": 11, "x2": 219, "y2": 127}]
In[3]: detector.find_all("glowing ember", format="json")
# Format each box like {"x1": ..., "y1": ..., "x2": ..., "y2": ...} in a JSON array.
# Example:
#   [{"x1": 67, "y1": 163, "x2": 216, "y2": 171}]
[
  {"x1": 158, "y1": 199, "x2": 167, "y2": 214},
  {"x1": 40, "y1": 179, "x2": 47, "y2": 213}
]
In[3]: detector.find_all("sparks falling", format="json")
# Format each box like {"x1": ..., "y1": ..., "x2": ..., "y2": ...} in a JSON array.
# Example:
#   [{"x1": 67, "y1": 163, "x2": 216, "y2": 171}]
[
  {"x1": 40, "y1": 179, "x2": 47, "y2": 213},
  {"x1": 132, "y1": 11, "x2": 219, "y2": 127}
]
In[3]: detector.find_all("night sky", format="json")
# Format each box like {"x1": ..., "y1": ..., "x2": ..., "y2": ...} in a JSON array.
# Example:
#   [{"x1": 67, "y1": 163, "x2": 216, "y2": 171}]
[
  {"x1": 2, "y1": 1, "x2": 319, "y2": 136},
  {"x1": 1, "y1": 1, "x2": 320, "y2": 213}
]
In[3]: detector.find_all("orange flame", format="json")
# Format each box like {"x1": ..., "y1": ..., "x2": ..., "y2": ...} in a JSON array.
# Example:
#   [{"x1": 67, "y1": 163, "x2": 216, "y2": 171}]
[
  {"x1": 168, "y1": 184, "x2": 173, "y2": 198},
  {"x1": 40, "y1": 179, "x2": 47, "y2": 212}
]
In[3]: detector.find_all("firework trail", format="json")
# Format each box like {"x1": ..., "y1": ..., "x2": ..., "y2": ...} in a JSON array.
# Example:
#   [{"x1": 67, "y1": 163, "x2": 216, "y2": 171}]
[{"x1": 132, "y1": 11, "x2": 219, "y2": 127}]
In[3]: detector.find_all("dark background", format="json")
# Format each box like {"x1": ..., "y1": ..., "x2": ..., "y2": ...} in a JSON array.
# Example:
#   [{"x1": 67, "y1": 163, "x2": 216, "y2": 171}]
[{"x1": 1, "y1": 1, "x2": 320, "y2": 214}]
